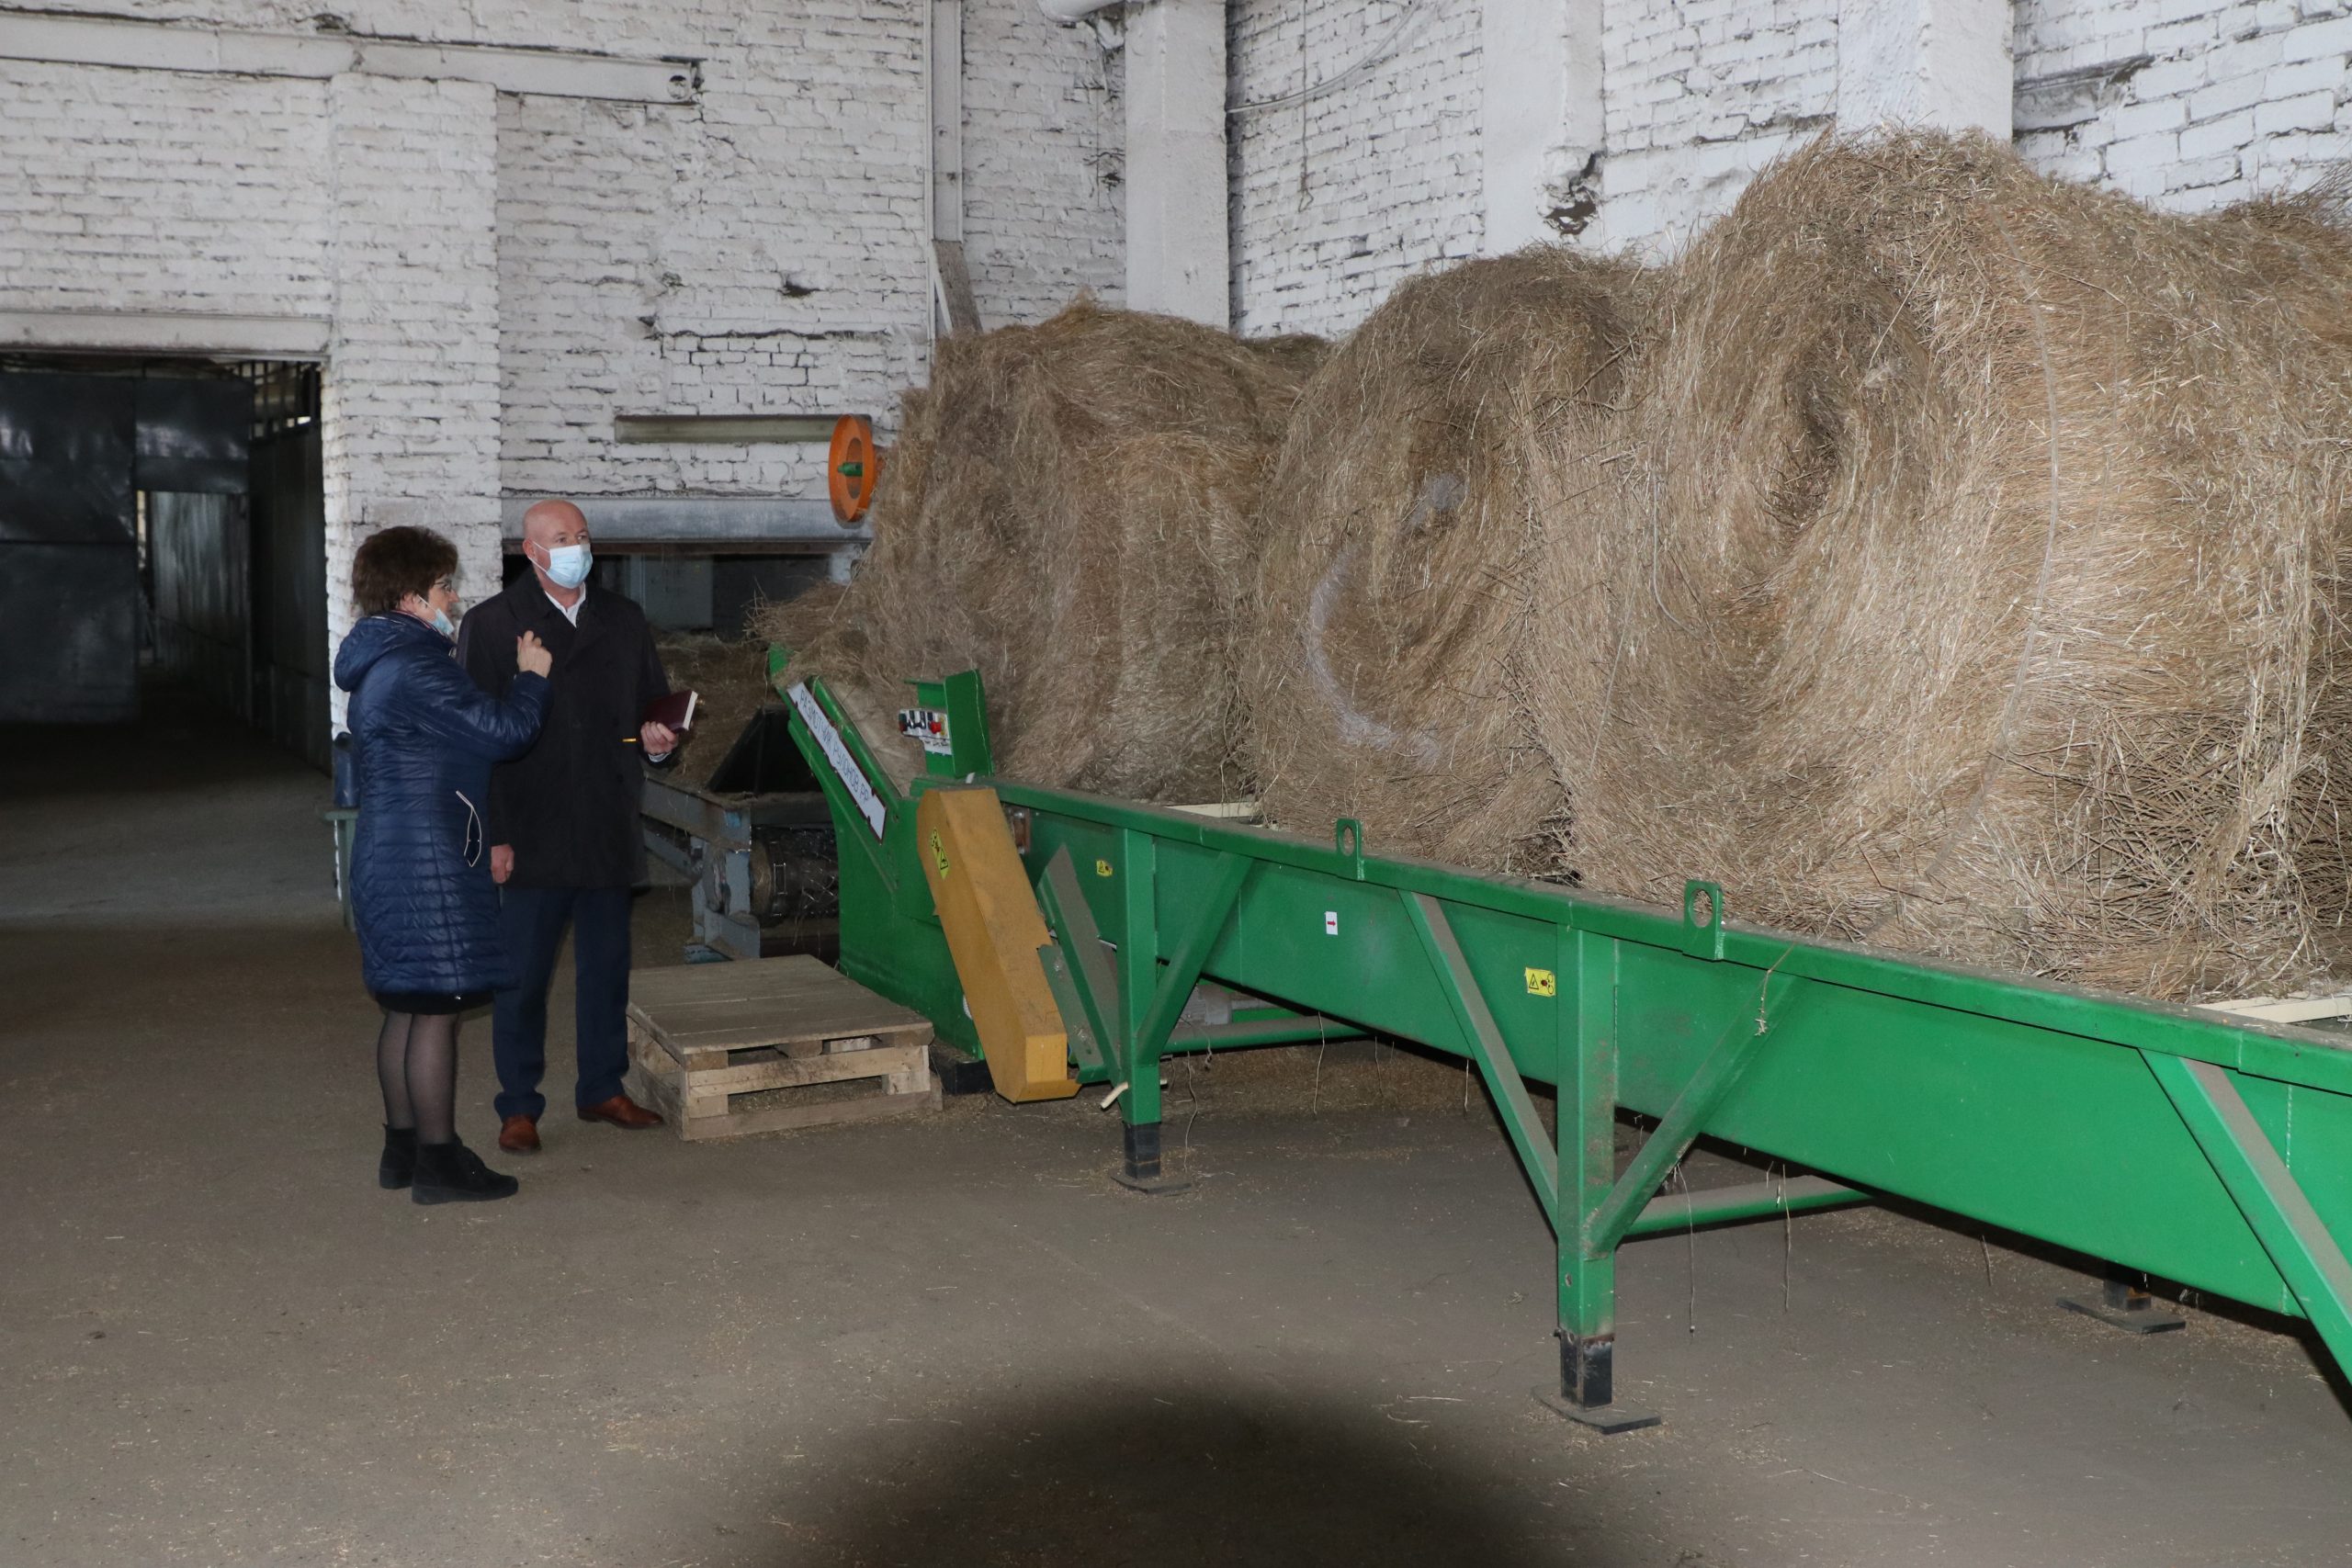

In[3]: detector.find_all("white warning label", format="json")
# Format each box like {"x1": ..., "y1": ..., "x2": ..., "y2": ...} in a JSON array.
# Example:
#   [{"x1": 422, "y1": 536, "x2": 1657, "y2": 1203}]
[{"x1": 790, "y1": 682, "x2": 888, "y2": 840}]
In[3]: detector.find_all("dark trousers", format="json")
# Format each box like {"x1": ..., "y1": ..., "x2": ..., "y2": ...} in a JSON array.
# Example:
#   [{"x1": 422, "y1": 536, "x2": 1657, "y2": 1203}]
[{"x1": 492, "y1": 886, "x2": 633, "y2": 1122}]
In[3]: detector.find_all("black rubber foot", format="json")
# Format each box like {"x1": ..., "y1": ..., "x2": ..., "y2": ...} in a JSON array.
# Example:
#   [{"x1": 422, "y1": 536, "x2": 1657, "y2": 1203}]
[
  {"x1": 928, "y1": 1043, "x2": 995, "y2": 1098},
  {"x1": 2057, "y1": 1293, "x2": 2186, "y2": 1334},
  {"x1": 1113, "y1": 1121, "x2": 1193, "y2": 1194},
  {"x1": 1531, "y1": 1386, "x2": 1662, "y2": 1434}
]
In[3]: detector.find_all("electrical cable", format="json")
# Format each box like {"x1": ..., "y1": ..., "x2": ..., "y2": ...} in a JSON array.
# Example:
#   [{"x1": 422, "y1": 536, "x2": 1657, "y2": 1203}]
[{"x1": 1227, "y1": 0, "x2": 1432, "y2": 118}]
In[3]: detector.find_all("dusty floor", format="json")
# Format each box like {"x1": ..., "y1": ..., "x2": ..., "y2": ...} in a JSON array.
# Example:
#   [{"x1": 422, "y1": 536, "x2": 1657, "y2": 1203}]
[{"x1": 5, "y1": 694, "x2": 2352, "y2": 1568}]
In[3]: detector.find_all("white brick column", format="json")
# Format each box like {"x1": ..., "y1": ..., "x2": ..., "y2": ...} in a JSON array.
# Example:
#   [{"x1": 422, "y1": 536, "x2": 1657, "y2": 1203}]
[
  {"x1": 1836, "y1": 0, "x2": 2011, "y2": 136},
  {"x1": 1125, "y1": 0, "x2": 1228, "y2": 328},
  {"x1": 323, "y1": 73, "x2": 502, "y2": 720}
]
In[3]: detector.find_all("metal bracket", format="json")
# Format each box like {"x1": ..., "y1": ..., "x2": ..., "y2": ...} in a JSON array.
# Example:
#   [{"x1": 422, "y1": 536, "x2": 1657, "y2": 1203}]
[
  {"x1": 1680, "y1": 879, "x2": 1725, "y2": 961},
  {"x1": 1335, "y1": 818, "x2": 1368, "y2": 881}
]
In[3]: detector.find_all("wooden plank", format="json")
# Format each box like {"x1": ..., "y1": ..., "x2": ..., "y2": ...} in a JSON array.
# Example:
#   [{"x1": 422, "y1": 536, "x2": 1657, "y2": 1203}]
[
  {"x1": 645, "y1": 1014, "x2": 932, "y2": 1069},
  {"x1": 637, "y1": 978, "x2": 926, "y2": 1023},
  {"x1": 676, "y1": 1084, "x2": 943, "y2": 1143},
  {"x1": 657, "y1": 1021, "x2": 931, "y2": 1071},
  {"x1": 650, "y1": 997, "x2": 927, "y2": 1043},
  {"x1": 628, "y1": 1033, "x2": 701, "y2": 1114},
  {"x1": 680, "y1": 1042, "x2": 924, "y2": 1097}
]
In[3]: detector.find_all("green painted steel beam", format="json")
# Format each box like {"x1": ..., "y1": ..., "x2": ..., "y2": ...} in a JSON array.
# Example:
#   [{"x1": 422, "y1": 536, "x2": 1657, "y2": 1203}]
[
  {"x1": 1623, "y1": 1176, "x2": 1869, "y2": 1240},
  {"x1": 1407, "y1": 891, "x2": 1559, "y2": 1220},
  {"x1": 2145, "y1": 1053, "x2": 2352, "y2": 1371}
]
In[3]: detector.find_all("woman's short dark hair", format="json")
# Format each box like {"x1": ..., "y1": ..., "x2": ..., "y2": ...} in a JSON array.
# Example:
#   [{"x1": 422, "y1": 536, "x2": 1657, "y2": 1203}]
[{"x1": 352, "y1": 525, "x2": 458, "y2": 617}]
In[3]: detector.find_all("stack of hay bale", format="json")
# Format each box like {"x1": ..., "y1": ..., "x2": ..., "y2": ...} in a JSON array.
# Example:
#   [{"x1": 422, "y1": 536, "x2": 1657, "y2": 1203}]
[
  {"x1": 1247, "y1": 131, "x2": 2352, "y2": 1000},
  {"x1": 765, "y1": 132, "x2": 2352, "y2": 1002}
]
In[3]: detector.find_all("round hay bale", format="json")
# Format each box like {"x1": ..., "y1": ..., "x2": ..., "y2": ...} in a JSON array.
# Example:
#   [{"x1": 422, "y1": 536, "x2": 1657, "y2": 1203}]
[
  {"x1": 757, "y1": 302, "x2": 1325, "y2": 802},
  {"x1": 1526, "y1": 132, "x2": 2352, "y2": 999},
  {"x1": 1238, "y1": 248, "x2": 1654, "y2": 870}
]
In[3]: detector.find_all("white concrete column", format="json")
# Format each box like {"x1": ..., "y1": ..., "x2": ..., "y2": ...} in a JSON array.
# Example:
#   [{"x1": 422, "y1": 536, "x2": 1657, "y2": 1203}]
[
  {"x1": 322, "y1": 73, "x2": 502, "y2": 723},
  {"x1": 1124, "y1": 0, "x2": 1228, "y2": 327},
  {"x1": 1481, "y1": 0, "x2": 1602, "y2": 253},
  {"x1": 1835, "y1": 0, "x2": 2011, "y2": 136}
]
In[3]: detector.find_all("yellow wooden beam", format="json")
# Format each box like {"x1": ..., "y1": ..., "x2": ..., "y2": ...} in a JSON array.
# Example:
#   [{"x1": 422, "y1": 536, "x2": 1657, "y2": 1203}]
[{"x1": 914, "y1": 786, "x2": 1078, "y2": 1102}]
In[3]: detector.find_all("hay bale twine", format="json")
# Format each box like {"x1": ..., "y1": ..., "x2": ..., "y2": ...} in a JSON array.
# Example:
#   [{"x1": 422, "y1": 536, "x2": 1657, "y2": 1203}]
[
  {"x1": 1526, "y1": 132, "x2": 2352, "y2": 999},
  {"x1": 755, "y1": 302, "x2": 1324, "y2": 802},
  {"x1": 1239, "y1": 248, "x2": 1653, "y2": 870}
]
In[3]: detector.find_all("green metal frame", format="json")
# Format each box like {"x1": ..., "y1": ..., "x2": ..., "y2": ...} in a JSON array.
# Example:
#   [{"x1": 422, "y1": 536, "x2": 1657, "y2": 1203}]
[{"x1": 779, "y1": 664, "x2": 2352, "y2": 1426}]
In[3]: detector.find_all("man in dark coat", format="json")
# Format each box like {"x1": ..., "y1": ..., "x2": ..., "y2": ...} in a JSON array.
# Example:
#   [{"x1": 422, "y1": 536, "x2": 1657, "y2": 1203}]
[{"x1": 458, "y1": 499, "x2": 678, "y2": 1153}]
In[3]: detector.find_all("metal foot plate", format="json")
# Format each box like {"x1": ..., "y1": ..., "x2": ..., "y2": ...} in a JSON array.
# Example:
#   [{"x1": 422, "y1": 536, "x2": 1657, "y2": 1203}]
[
  {"x1": 1532, "y1": 1386, "x2": 1662, "y2": 1434},
  {"x1": 2056, "y1": 1293, "x2": 2186, "y2": 1334},
  {"x1": 1112, "y1": 1168, "x2": 1194, "y2": 1196}
]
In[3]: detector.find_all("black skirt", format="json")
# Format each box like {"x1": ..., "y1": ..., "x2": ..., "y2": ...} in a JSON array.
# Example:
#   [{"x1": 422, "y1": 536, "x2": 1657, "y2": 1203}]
[{"x1": 373, "y1": 989, "x2": 492, "y2": 1016}]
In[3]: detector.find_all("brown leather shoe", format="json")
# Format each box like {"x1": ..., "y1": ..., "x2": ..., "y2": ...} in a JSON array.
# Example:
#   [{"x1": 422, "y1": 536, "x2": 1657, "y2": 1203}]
[
  {"x1": 497, "y1": 1114, "x2": 540, "y2": 1155},
  {"x1": 577, "y1": 1093, "x2": 664, "y2": 1131}
]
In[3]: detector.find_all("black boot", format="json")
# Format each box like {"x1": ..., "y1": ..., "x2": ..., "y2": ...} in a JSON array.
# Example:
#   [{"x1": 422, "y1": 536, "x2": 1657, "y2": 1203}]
[
  {"x1": 411, "y1": 1139, "x2": 520, "y2": 1205},
  {"x1": 379, "y1": 1125, "x2": 418, "y2": 1190}
]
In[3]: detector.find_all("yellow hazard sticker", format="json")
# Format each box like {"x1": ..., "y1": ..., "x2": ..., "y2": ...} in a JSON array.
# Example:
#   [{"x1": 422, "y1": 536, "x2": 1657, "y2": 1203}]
[
  {"x1": 1524, "y1": 966, "x2": 1557, "y2": 998},
  {"x1": 929, "y1": 829, "x2": 950, "y2": 878},
  {"x1": 1094, "y1": 858, "x2": 1114, "y2": 878}
]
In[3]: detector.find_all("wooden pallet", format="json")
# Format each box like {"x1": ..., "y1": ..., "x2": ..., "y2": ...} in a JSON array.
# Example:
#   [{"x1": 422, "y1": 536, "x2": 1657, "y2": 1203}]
[{"x1": 626, "y1": 955, "x2": 940, "y2": 1142}]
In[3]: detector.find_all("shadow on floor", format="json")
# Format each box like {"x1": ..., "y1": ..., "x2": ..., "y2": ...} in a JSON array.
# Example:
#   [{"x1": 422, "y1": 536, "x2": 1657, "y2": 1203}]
[{"x1": 789, "y1": 1377, "x2": 1599, "y2": 1568}]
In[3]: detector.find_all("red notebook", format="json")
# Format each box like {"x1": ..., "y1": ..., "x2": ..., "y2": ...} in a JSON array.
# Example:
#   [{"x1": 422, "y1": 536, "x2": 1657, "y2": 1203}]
[{"x1": 641, "y1": 690, "x2": 698, "y2": 732}]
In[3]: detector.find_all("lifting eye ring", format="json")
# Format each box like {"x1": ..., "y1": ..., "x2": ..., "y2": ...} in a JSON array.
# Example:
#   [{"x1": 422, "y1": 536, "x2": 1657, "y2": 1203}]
[{"x1": 829, "y1": 414, "x2": 882, "y2": 523}]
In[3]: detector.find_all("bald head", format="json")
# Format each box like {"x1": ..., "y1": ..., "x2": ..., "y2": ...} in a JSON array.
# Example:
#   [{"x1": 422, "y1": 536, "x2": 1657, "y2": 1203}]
[
  {"x1": 521, "y1": 499, "x2": 587, "y2": 548},
  {"x1": 520, "y1": 499, "x2": 593, "y2": 601}
]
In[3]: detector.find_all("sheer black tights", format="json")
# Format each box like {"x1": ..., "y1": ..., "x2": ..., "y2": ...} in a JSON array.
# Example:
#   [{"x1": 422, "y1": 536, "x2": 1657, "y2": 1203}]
[{"x1": 375, "y1": 1011, "x2": 460, "y2": 1145}]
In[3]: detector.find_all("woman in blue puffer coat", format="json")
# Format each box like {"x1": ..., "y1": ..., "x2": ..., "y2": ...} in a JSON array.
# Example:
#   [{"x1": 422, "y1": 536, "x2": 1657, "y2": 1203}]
[{"x1": 334, "y1": 525, "x2": 552, "y2": 1204}]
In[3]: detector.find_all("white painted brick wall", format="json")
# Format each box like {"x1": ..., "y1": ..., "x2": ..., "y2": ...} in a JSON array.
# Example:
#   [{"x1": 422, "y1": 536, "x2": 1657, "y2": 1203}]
[
  {"x1": 1228, "y1": 0, "x2": 2342, "y2": 322},
  {"x1": 0, "y1": 60, "x2": 332, "y2": 319},
  {"x1": 1228, "y1": 0, "x2": 1485, "y2": 337},
  {"x1": 493, "y1": 1, "x2": 935, "y2": 502},
  {"x1": 1589, "y1": 0, "x2": 1839, "y2": 253},
  {"x1": 2014, "y1": 0, "x2": 2352, "y2": 209},
  {"x1": 961, "y1": 4, "x2": 1125, "y2": 325},
  {"x1": 1227, "y1": 0, "x2": 1834, "y2": 330}
]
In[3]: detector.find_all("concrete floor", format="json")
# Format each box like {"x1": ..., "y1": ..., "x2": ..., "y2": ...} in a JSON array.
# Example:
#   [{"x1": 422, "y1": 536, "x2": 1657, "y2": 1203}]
[{"x1": 6, "y1": 696, "x2": 2352, "y2": 1567}]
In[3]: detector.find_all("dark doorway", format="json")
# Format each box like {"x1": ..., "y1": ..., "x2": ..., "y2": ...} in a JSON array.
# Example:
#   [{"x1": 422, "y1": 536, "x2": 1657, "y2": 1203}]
[{"x1": 0, "y1": 356, "x2": 328, "y2": 765}]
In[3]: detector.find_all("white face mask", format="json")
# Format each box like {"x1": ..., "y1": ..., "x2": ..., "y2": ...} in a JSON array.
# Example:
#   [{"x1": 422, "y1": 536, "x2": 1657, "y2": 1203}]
[{"x1": 540, "y1": 542, "x2": 593, "y2": 590}]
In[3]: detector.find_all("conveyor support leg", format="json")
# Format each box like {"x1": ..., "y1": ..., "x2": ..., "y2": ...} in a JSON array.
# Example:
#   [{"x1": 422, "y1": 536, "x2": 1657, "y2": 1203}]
[{"x1": 1545, "y1": 928, "x2": 1661, "y2": 1432}]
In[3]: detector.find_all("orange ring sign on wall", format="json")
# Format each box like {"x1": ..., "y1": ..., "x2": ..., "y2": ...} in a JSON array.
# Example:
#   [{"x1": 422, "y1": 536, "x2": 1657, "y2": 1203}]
[{"x1": 829, "y1": 415, "x2": 880, "y2": 523}]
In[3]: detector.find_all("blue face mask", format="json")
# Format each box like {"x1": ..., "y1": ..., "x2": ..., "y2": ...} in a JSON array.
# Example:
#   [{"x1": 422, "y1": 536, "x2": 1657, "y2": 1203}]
[
  {"x1": 541, "y1": 543, "x2": 593, "y2": 591},
  {"x1": 427, "y1": 605, "x2": 457, "y2": 639}
]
